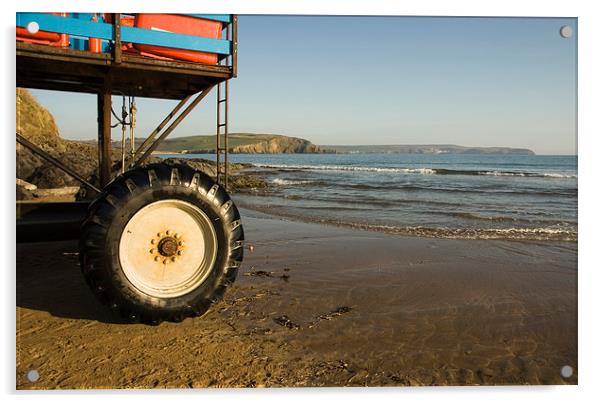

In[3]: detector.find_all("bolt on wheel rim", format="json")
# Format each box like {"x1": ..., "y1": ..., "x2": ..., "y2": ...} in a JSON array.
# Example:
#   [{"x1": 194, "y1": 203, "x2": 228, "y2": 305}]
[{"x1": 118, "y1": 199, "x2": 218, "y2": 298}]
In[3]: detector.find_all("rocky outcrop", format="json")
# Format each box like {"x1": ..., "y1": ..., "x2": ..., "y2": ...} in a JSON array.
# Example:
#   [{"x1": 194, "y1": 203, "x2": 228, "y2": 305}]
[
  {"x1": 16, "y1": 178, "x2": 37, "y2": 200},
  {"x1": 233, "y1": 135, "x2": 321, "y2": 154},
  {"x1": 16, "y1": 88, "x2": 101, "y2": 188},
  {"x1": 16, "y1": 178, "x2": 37, "y2": 191}
]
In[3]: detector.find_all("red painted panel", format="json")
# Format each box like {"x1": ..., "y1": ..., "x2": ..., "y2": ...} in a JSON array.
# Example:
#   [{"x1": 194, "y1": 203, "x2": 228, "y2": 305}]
[{"x1": 133, "y1": 14, "x2": 222, "y2": 64}]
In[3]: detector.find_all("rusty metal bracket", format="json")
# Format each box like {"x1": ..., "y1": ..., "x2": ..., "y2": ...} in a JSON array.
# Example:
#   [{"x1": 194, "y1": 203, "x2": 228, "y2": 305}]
[{"x1": 16, "y1": 132, "x2": 101, "y2": 194}]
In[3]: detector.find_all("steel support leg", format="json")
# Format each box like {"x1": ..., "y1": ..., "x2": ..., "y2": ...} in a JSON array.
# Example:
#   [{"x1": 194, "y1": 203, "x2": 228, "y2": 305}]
[{"x1": 98, "y1": 89, "x2": 112, "y2": 188}]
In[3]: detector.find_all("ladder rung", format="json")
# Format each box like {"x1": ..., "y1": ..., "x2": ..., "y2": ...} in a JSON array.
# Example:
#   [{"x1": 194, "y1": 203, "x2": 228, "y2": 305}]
[
  {"x1": 218, "y1": 99, "x2": 227, "y2": 103},
  {"x1": 218, "y1": 123, "x2": 227, "y2": 127}
]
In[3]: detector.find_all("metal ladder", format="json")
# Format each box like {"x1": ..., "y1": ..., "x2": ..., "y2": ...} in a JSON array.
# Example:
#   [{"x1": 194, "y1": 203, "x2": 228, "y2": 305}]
[
  {"x1": 216, "y1": 18, "x2": 236, "y2": 190},
  {"x1": 216, "y1": 80, "x2": 229, "y2": 190}
]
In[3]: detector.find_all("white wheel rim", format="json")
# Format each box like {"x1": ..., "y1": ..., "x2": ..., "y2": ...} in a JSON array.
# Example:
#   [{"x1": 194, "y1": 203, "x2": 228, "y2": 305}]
[{"x1": 118, "y1": 199, "x2": 218, "y2": 298}]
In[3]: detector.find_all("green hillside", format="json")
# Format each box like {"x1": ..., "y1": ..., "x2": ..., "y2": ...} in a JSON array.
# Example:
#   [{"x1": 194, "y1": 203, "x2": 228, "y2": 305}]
[{"x1": 157, "y1": 133, "x2": 277, "y2": 152}]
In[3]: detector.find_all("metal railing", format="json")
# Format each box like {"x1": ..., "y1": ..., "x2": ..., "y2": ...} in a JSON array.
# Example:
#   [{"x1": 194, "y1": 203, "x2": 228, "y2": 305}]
[{"x1": 16, "y1": 13, "x2": 236, "y2": 67}]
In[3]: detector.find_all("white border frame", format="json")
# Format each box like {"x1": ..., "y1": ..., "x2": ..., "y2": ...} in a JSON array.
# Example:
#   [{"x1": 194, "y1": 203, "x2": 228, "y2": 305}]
[{"x1": 4, "y1": 1, "x2": 599, "y2": 402}]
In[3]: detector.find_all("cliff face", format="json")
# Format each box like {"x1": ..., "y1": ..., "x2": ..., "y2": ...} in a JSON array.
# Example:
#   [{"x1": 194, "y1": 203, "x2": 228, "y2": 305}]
[
  {"x1": 16, "y1": 88, "x2": 61, "y2": 143},
  {"x1": 16, "y1": 88, "x2": 99, "y2": 188},
  {"x1": 233, "y1": 136, "x2": 321, "y2": 154}
]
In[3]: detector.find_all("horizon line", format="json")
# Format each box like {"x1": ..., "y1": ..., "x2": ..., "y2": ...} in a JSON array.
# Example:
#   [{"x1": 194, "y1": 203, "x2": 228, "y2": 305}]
[{"x1": 66, "y1": 132, "x2": 576, "y2": 155}]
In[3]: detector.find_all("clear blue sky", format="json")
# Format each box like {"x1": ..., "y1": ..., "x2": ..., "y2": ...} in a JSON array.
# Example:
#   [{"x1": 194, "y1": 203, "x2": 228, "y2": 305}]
[{"x1": 29, "y1": 16, "x2": 577, "y2": 154}]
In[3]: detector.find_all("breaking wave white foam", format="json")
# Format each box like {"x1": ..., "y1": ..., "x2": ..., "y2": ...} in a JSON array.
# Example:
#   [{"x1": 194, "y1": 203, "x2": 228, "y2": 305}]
[{"x1": 256, "y1": 164, "x2": 576, "y2": 179}]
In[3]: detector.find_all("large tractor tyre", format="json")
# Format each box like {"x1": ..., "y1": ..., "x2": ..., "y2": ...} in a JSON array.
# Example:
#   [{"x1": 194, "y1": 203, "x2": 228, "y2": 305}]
[{"x1": 79, "y1": 163, "x2": 244, "y2": 325}]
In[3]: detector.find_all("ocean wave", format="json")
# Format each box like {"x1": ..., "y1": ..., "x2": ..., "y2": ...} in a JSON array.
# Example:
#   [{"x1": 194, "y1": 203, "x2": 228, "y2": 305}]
[
  {"x1": 479, "y1": 171, "x2": 575, "y2": 178},
  {"x1": 434, "y1": 211, "x2": 525, "y2": 223},
  {"x1": 430, "y1": 211, "x2": 572, "y2": 225},
  {"x1": 254, "y1": 164, "x2": 576, "y2": 179},
  {"x1": 235, "y1": 201, "x2": 577, "y2": 241},
  {"x1": 342, "y1": 223, "x2": 577, "y2": 241},
  {"x1": 257, "y1": 164, "x2": 436, "y2": 174},
  {"x1": 271, "y1": 178, "x2": 315, "y2": 186},
  {"x1": 333, "y1": 182, "x2": 576, "y2": 196}
]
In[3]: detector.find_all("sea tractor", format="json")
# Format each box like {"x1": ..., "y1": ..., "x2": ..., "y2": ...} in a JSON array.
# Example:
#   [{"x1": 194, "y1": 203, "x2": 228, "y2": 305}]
[{"x1": 16, "y1": 13, "x2": 243, "y2": 324}]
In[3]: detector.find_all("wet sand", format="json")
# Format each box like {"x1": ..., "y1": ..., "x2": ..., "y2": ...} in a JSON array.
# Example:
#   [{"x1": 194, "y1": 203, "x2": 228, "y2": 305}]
[{"x1": 16, "y1": 207, "x2": 577, "y2": 388}]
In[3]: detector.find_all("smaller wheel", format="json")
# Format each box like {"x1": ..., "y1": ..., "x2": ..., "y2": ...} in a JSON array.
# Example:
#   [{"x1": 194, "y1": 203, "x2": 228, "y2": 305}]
[{"x1": 79, "y1": 163, "x2": 244, "y2": 324}]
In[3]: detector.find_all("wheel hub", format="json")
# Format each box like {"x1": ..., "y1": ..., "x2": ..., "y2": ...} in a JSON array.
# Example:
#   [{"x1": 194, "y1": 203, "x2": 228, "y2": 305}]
[
  {"x1": 118, "y1": 199, "x2": 218, "y2": 298},
  {"x1": 150, "y1": 230, "x2": 185, "y2": 264},
  {"x1": 158, "y1": 237, "x2": 178, "y2": 257}
]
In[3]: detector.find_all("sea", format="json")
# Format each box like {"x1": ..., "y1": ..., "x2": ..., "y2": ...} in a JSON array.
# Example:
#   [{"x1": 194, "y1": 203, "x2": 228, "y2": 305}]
[{"x1": 165, "y1": 153, "x2": 577, "y2": 242}]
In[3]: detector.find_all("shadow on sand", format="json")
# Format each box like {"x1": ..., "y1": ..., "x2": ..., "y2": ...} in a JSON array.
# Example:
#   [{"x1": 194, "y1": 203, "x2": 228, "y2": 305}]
[{"x1": 17, "y1": 240, "x2": 127, "y2": 324}]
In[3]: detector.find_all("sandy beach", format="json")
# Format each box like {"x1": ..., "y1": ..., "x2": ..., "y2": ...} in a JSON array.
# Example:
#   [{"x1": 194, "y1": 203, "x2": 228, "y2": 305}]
[{"x1": 16, "y1": 206, "x2": 577, "y2": 388}]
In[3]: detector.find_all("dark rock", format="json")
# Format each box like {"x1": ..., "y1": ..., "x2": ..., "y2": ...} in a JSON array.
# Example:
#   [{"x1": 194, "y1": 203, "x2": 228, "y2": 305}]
[
  {"x1": 16, "y1": 183, "x2": 36, "y2": 201},
  {"x1": 273, "y1": 315, "x2": 300, "y2": 330},
  {"x1": 244, "y1": 270, "x2": 273, "y2": 278}
]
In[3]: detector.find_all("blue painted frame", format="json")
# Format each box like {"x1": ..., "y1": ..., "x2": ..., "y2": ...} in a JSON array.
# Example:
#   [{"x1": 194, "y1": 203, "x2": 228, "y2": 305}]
[
  {"x1": 16, "y1": 12, "x2": 232, "y2": 55},
  {"x1": 187, "y1": 14, "x2": 231, "y2": 23}
]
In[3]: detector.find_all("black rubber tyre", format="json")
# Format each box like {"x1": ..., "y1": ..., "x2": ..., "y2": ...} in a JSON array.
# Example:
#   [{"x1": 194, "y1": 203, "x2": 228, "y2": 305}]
[{"x1": 79, "y1": 163, "x2": 244, "y2": 325}]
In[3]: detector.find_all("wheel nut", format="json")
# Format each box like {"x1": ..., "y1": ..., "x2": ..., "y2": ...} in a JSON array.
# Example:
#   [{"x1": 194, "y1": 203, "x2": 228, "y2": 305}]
[
  {"x1": 150, "y1": 248, "x2": 156, "y2": 254},
  {"x1": 177, "y1": 250, "x2": 183, "y2": 256},
  {"x1": 166, "y1": 230, "x2": 171, "y2": 235},
  {"x1": 175, "y1": 233, "x2": 181, "y2": 239},
  {"x1": 178, "y1": 241, "x2": 184, "y2": 246},
  {"x1": 171, "y1": 257, "x2": 177, "y2": 262},
  {"x1": 154, "y1": 256, "x2": 161, "y2": 262},
  {"x1": 150, "y1": 239, "x2": 156, "y2": 244},
  {"x1": 163, "y1": 259, "x2": 168, "y2": 265},
  {"x1": 157, "y1": 232, "x2": 163, "y2": 238}
]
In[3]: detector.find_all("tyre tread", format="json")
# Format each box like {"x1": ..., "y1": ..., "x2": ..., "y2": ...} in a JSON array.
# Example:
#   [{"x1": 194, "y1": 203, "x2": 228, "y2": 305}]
[{"x1": 79, "y1": 163, "x2": 243, "y2": 325}]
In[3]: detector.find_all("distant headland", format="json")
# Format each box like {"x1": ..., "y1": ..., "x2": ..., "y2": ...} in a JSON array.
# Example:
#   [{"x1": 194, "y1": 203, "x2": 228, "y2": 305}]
[
  {"x1": 146, "y1": 134, "x2": 534, "y2": 155},
  {"x1": 321, "y1": 144, "x2": 535, "y2": 155}
]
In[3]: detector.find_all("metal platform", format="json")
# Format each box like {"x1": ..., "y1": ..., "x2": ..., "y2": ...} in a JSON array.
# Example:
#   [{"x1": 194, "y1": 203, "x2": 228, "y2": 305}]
[
  {"x1": 16, "y1": 13, "x2": 237, "y2": 99},
  {"x1": 17, "y1": 42, "x2": 232, "y2": 99}
]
